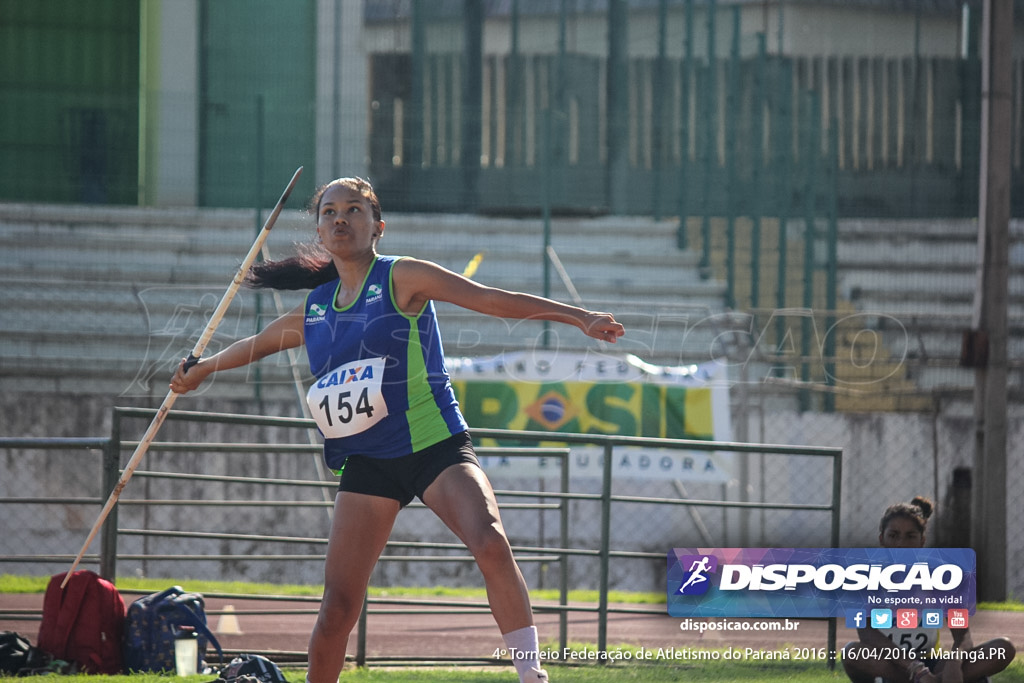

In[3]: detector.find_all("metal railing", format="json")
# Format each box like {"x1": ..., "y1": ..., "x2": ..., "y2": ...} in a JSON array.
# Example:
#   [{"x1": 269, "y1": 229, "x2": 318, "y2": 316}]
[{"x1": 0, "y1": 406, "x2": 843, "y2": 667}]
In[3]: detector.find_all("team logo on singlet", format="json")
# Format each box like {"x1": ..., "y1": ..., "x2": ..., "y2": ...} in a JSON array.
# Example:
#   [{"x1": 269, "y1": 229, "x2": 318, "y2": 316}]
[
  {"x1": 306, "y1": 302, "x2": 327, "y2": 324},
  {"x1": 365, "y1": 283, "x2": 383, "y2": 304}
]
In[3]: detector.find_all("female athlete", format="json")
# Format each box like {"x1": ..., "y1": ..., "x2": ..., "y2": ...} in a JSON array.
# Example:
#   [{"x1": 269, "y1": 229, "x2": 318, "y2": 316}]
[
  {"x1": 171, "y1": 177, "x2": 624, "y2": 683},
  {"x1": 841, "y1": 496, "x2": 1015, "y2": 683}
]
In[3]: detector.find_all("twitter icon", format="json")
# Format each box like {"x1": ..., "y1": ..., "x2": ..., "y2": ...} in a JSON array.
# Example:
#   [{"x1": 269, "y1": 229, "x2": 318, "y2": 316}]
[{"x1": 871, "y1": 609, "x2": 893, "y2": 628}]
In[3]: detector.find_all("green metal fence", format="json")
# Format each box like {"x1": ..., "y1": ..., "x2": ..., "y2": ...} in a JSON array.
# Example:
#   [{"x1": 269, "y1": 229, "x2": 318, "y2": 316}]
[
  {"x1": 0, "y1": 405, "x2": 842, "y2": 667},
  {"x1": 5, "y1": 2, "x2": 1021, "y2": 416},
  {"x1": 0, "y1": 0, "x2": 140, "y2": 204},
  {"x1": 4, "y1": 1, "x2": 1022, "y2": 217}
]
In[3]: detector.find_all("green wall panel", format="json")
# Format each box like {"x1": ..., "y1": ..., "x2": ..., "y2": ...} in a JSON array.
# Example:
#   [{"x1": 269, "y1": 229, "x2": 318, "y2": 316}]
[
  {"x1": 199, "y1": 0, "x2": 316, "y2": 208},
  {"x1": 0, "y1": 0, "x2": 139, "y2": 204}
]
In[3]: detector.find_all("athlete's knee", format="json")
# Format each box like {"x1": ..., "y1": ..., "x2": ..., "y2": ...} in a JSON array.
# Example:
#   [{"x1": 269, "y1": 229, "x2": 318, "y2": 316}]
[
  {"x1": 989, "y1": 636, "x2": 1015, "y2": 662},
  {"x1": 839, "y1": 643, "x2": 857, "y2": 673},
  {"x1": 316, "y1": 587, "x2": 364, "y2": 635},
  {"x1": 465, "y1": 521, "x2": 514, "y2": 568},
  {"x1": 839, "y1": 643, "x2": 870, "y2": 679}
]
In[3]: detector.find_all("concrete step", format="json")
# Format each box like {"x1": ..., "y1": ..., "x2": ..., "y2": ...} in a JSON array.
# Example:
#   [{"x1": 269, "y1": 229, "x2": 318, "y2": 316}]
[
  {"x1": 840, "y1": 269, "x2": 1024, "y2": 299},
  {"x1": 837, "y1": 217, "x2": 1024, "y2": 238},
  {"x1": 0, "y1": 357, "x2": 310, "y2": 402},
  {"x1": 0, "y1": 229, "x2": 708, "y2": 285},
  {"x1": 847, "y1": 289, "x2": 1024, "y2": 319}
]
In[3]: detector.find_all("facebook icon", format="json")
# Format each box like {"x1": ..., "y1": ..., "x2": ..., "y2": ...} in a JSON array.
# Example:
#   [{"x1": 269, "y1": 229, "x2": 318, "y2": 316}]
[{"x1": 845, "y1": 610, "x2": 867, "y2": 629}]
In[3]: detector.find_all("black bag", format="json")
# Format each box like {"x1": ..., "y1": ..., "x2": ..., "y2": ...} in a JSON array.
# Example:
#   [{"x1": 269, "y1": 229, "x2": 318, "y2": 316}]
[
  {"x1": 0, "y1": 631, "x2": 55, "y2": 676},
  {"x1": 122, "y1": 586, "x2": 223, "y2": 673},
  {"x1": 216, "y1": 654, "x2": 287, "y2": 683},
  {"x1": 0, "y1": 631, "x2": 33, "y2": 674}
]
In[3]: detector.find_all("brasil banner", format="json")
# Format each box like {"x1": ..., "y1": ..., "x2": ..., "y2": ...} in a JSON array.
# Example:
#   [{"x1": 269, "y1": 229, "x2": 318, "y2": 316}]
[{"x1": 445, "y1": 351, "x2": 733, "y2": 482}]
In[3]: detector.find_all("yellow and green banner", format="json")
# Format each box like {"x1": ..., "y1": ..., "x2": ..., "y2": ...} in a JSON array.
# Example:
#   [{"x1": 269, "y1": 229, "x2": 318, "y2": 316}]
[{"x1": 446, "y1": 352, "x2": 733, "y2": 482}]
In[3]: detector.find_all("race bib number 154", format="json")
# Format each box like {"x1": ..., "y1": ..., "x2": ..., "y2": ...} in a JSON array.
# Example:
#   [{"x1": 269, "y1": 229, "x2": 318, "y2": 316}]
[{"x1": 306, "y1": 357, "x2": 389, "y2": 438}]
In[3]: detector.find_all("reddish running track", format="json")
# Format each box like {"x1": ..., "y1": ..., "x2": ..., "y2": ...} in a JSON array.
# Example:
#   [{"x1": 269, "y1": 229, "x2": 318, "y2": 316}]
[{"x1": 1, "y1": 593, "x2": 1020, "y2": 670}]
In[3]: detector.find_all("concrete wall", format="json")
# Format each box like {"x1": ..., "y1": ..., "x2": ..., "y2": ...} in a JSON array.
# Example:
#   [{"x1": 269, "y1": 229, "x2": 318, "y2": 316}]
[{"x1": 3, "y1": 392, "x2": 1020, "y2": 598}]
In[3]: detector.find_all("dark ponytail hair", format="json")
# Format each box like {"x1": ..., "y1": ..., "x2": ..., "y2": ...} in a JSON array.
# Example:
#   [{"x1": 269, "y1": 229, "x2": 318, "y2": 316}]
[
  {"x1": 244, "y1": 177, "x2": 381, "y2": 290},
  {"x1": 246, "y1": 242, "x2": 338, "y2": 290},
  {"x1": 878, "y1": 496, "x2": 934, "y2": 535}
]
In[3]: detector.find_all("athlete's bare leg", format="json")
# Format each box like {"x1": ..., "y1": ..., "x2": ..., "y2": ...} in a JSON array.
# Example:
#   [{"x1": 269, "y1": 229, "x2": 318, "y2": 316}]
[
  {"x1": 306, "y1": 492, "x2": 400, "y2": 683},
  {"x1": 422, "y1": 463, "x2": 534, "y2": 633}
]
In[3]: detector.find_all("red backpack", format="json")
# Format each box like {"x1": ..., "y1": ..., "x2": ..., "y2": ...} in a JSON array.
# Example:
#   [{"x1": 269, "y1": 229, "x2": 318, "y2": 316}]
[{"x1": 37, "y1": 570, "x2": 126, "y2": 674}]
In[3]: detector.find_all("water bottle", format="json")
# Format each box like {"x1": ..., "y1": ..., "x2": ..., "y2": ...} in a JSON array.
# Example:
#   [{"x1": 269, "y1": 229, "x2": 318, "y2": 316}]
[{"x1": 174, "y1": 625, "x2": 199, "y2": 677}]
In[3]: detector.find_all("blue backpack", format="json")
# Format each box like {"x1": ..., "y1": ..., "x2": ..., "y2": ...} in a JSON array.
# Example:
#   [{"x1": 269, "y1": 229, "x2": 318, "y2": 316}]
[{"x1": 122, "y1": 586, "x2": 223, "y2": 673}]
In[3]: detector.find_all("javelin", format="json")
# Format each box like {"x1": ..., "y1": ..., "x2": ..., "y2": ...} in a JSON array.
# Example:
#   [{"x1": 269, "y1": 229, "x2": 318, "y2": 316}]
[{"x1": 62, "y1": 166, "x2": 303, "y2": 586}]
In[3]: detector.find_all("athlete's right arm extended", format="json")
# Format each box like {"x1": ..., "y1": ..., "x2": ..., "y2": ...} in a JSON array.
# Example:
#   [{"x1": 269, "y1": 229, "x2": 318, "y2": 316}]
[{"x1": 170, "y1": 304, "x2": 305, "y2": 394}]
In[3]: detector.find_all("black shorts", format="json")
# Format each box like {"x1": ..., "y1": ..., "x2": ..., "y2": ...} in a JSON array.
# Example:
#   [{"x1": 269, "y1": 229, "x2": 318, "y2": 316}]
[{"x1": 336, "y1": 431, "x2": 480, "y2": 507}]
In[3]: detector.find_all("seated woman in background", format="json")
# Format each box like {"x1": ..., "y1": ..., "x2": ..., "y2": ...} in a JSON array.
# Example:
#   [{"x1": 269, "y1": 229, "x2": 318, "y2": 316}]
[{"x1": 841, "y1": 496, "x2": 1015, "y2": 683}]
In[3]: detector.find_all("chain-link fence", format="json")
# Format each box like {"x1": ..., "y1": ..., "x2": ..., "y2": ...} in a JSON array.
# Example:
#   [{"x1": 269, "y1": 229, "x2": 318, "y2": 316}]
[
  {"x1": 2, "y1": 0, "x2": 1023, "y2": 601},
  {"x1": 6, "y1": 2, "x2": 1024, "y2": 214},
  {"x1": 3, "y1": 398, "x2": 1021, "y2": 597},
  {"x1": 0, "y1": 406, "x2": 839, "y2": 589}
]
